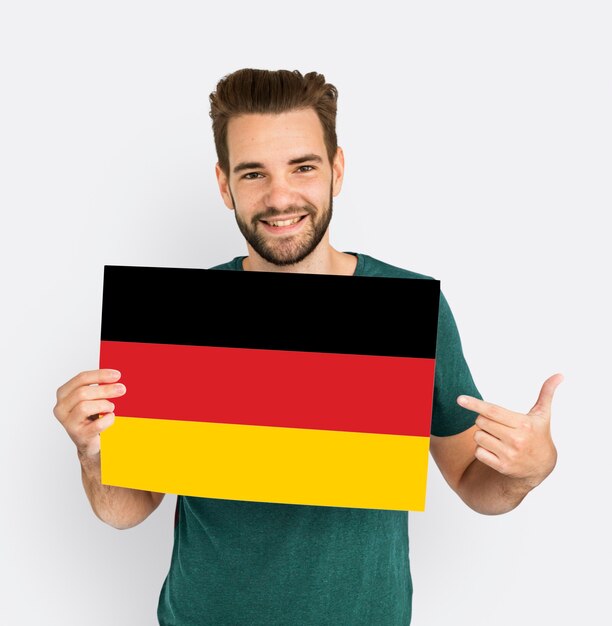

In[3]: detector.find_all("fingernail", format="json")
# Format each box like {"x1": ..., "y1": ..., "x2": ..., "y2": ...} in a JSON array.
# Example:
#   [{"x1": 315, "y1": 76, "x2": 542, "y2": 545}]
[
  {"x1": 457, "y1": 396, "x2": 469, "y2": 406},
  {"x1": 109, "y1": 370, "x2": 121, "y2": 379}
]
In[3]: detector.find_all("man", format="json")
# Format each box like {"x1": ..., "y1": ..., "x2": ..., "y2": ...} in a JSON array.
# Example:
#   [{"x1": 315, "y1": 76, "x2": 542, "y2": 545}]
[{"x1": 53, "y1": 68, "x2": 562, "y2": 625}]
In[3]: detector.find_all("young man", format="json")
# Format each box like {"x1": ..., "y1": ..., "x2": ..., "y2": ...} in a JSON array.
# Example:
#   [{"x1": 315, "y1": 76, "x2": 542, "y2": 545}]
[{"x1": 53, "y1": 68, "x2": 562, "y2": 625}]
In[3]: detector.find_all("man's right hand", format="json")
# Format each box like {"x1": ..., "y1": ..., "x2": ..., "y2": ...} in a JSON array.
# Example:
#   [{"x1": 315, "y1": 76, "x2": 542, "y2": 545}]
[
  {"x1": 53, "y1": 368, "x2": 164, "y2": 529},
  {"x1": 53, "y1": 368, "x2": 126, "y2": 458}
]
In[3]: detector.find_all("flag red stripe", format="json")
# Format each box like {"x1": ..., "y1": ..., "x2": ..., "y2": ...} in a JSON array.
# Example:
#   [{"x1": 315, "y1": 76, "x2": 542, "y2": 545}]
[{"x1": 100, "y1": 340, "x2": 435, "y2": 437}]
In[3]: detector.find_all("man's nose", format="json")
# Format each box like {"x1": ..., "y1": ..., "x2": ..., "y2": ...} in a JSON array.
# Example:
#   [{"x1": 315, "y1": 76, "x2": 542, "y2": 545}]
[{"x1": 263, "y1": 175, "x2": 299, "y2": 210}]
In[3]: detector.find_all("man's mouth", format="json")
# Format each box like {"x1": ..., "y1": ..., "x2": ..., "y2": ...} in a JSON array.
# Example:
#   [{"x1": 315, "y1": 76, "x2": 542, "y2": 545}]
[
  {"x1": 260, "y1": 215, "x2": 308, "y2": 227},
  {"x1": 259, "y1": 214, "x2": 309, "y2": 234}
]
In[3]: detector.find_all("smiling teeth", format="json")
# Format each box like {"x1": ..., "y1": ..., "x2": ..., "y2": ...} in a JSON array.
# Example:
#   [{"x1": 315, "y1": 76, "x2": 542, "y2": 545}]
[{"x1": 268, "y1": 217, "x2": 302, "y2": 227}]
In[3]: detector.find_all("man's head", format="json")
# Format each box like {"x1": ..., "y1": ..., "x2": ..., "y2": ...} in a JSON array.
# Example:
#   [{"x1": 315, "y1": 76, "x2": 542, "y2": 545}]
[{"x1": 210, "y1": 69, "x2": 344, "y2": 267}]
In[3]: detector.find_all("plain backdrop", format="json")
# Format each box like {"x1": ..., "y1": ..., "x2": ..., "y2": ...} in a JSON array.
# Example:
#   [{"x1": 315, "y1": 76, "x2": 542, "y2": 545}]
[{"x1": 1, "y1": 1, "x2": 610, "y2": 624}]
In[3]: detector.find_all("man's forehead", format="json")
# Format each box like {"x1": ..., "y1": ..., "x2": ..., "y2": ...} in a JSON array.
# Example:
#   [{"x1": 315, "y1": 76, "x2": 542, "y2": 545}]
[
  {"x1": 228, "y1": 108, "x2": 322, "y2": 132},
  {"x1": 226, "y1": 109, "x2": 326, "y2": 164}
]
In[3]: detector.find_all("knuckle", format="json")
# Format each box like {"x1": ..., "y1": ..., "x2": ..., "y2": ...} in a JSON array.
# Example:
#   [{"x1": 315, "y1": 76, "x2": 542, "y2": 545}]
[
  {"x1": 514, "y1": 435, "x2": 526, "y2": 450},
  {"x1": 74, "y1": 371, "x2": 86, "y2": 386},
  {"x1": 75, "y1": 403, "x2": 94, "y2": 420},
  {"x1": 93, "y1": 419, "x2": 105, "y2": 433},
  {"x1": 53, "y1": 402, "x2": 69, "y2": 425},
  {"x1": 75, "y1": 386, "x2": 91, "y2": 403},
  {"x1": 96, "y1": 415, "x2": 115, "y2": 433},
  {"x1": 488, "y1": 404, "x2": 501, "y2": 419},
  {"x1": 79, "y1": 399, "x2": 113, "y2": 420}
]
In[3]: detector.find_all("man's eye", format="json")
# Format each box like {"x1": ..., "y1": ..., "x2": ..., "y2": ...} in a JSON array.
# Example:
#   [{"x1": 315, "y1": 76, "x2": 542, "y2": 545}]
[{"x1": 242, "y1": 166, "x2": 313, "y2": 180}]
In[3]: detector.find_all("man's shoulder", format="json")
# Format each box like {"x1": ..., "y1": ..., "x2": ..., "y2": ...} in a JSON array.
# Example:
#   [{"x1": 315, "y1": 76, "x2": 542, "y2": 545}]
[
  {"x1": 207, "y1": 256, "x2": 244, "y2": 271},
  {"x1": 356, "y1": 252, "x2": 436, "y2": 281}
]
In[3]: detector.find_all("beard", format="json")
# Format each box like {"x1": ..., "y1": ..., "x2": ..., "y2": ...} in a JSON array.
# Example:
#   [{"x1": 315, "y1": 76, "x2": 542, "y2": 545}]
[{"x1": 230, "y1": 181, "x2": 334, "y2": 267}]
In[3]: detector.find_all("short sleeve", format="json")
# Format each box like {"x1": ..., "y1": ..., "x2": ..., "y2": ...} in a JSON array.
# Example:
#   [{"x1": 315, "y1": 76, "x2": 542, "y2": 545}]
[{"x1": 431, "y1": 290, "x2": 483, "y2": 436}]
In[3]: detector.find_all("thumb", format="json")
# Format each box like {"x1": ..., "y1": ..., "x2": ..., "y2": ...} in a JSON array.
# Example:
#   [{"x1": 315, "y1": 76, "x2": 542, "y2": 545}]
[{"x1": 528, "y1": 372, "x2": 564, "y2": 417}]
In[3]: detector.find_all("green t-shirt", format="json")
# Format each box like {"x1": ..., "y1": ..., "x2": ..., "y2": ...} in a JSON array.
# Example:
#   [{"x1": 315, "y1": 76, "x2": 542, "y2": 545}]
[{"x1": 157, "y1": 252, "x2": 482, "y2": 626}]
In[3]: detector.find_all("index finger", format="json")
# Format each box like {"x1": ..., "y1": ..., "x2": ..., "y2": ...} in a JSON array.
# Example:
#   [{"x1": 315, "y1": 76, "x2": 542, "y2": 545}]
[
  {"x1": 56, "y1": 368, "x2": 121, "y2": 403},
  {"x1": 457, "y1": 395, "x2": 519, "y2": 428}
]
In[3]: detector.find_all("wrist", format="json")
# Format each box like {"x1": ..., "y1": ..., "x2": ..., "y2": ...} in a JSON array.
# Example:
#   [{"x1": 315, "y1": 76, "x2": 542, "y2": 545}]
[
  {"x1": 523, "y1": 444, "x2": 558, "y2": 489},
  {"x1": 77, "y1": 449, "x2": 101, "y2": 476}
]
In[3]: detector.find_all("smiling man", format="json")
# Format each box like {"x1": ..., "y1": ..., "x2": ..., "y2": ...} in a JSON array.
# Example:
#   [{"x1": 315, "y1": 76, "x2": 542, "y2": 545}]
[
  {"x1": 53, "y1": 68, "x2": 562, "y2": 625},
  {"x1": 215, "y1": 100, "x2": 352, "y2": 274},
  {"x1": 222, "y1": 110, "x2": 337, "y2": 268}
]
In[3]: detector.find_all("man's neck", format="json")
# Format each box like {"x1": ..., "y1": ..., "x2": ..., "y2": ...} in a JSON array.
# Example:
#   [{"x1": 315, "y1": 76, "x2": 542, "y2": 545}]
[{"x1": 242, "y1": 246, "x2": 357, "y2": 276}]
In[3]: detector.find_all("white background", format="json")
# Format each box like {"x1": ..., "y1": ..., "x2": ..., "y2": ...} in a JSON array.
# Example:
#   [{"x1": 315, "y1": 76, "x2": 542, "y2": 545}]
[{"x1": 1, "y1": 1, "x2": 610, "y2": 624}]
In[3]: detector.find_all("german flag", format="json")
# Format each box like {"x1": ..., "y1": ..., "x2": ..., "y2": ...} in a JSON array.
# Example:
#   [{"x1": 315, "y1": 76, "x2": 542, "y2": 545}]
[{"x1": 99, "y1": 265, "x2": 440, "y2": 511}]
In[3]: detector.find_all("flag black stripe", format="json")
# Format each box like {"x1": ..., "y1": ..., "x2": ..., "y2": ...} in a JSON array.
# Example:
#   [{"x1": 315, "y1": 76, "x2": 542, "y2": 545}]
[{"x1": 101, "y1": 265, "x2": 440, "y2": 359}]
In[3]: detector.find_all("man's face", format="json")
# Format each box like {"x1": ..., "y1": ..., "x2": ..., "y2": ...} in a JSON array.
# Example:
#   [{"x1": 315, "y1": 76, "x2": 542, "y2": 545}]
[{"x1": 215, "y1": 108, "x2": 344, "y2": 267}]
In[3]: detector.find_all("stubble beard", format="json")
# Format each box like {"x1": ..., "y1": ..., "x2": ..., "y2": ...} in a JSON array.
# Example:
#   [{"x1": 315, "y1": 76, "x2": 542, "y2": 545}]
[{"x1": 230, "y1": 182, "x2": 334, "y2": 267}]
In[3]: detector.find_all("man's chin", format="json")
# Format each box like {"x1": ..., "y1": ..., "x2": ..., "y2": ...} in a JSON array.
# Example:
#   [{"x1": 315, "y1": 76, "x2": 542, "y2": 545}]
[
  {"x1": 256, "y1": 247, "x2": 314, "y2": 267},
  {"x1": 237, "y1": 210, "x2": 331, "y2": 267}
]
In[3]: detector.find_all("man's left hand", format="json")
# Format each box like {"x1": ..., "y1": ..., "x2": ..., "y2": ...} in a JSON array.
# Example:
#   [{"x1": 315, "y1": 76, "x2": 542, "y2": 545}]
[{"x1": 456, "y1": 373, "x2": 564, "y2": 488}]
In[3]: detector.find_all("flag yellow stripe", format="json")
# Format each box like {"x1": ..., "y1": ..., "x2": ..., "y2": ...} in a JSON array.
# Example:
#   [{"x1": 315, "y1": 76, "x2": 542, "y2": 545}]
[{"x1": 101, "y1": 417, "x2": 430, "y2": 511}]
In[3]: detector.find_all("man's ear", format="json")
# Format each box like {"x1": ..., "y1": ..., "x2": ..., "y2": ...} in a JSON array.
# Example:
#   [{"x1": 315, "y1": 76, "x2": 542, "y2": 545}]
[
  {"x1": 332, "y1": 146, "x2": 345, "y2": 197},
  {"x1": 215, "y1": 162, "x2": 235, "y2": 211}
]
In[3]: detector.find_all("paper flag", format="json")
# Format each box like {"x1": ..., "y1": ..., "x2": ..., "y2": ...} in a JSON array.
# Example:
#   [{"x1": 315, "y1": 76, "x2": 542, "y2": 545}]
[{"x1": 99, "y1": 265, "x2": 440, "y2": 511}]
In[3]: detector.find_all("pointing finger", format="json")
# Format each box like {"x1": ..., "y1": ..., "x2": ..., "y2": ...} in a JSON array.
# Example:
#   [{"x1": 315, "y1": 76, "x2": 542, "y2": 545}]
[{"x1": 457, "y1": 395, "x2": 520, "y2": 428}]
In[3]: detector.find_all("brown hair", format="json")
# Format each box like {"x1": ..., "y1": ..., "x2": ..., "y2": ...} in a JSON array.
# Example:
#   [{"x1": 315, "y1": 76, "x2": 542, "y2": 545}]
[{"x1": 209, "y1": 68, "x2": 339, "y2": 177}]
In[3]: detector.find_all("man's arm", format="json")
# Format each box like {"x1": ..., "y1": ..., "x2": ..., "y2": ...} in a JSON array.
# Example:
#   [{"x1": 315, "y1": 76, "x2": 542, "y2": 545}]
[
  {"x1": 54, "y1": 369, "x2": 164, "y2": 530},
  {"x1": 429, "y1": 373, "x2": 562, "y2": 515},
  {"x1": 78, "y1": 451, "x2": 165, "y2": 530},
  {"x1": 430, "y1": 425, "x2": 544, "y2": 515}
]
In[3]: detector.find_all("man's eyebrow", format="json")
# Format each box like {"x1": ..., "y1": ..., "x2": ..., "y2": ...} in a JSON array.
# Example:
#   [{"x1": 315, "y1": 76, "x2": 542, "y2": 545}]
[
  {"x1": 233, "y1": 153, "x2": 323, "y2": 175},
  {"x1": 288, "y1": 153, "x2": 323, "y2": 166}
]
